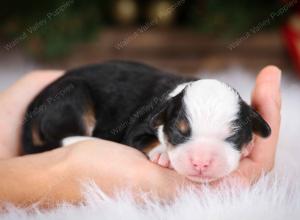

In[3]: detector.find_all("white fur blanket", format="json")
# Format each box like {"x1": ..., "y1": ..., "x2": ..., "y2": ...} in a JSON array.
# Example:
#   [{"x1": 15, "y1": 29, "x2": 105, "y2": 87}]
[{"x1": 1, "y1": 67, "x2": 300, "y2": 220}]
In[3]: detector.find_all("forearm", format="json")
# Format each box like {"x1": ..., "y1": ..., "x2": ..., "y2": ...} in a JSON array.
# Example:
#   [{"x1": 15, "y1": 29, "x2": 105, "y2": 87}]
[
  {"x1": 0, "y1": 141, "x2": 191, "y2": 208},
  {"x1": 0, "y1": 148, "x2": 80, "y2": 208}
]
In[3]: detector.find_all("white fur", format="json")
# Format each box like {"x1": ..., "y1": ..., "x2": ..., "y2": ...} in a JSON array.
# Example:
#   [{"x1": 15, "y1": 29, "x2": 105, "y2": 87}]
[
  {"x1": 1, "y1": 68, "x2": 300, "y2": 219},
  {"x1": 168, "y1": 82, "x2": 190, "y2": 98},
  {"x1": 156, "y1": 125, "x2": 167, "y2": 147},
  {"x1": 184, "y1": 80, "x2": 241, "y2": 171},
  {"x1": 148, "y1": 144, "x2": 165, "y2": 158},
  {"x1": 184, "y1": 80, "x2": 239, "y2": 138},
  {"x1": 62, "y1": 136, "x2": 97, "y2": 146},
  {"x1": 168, "y1": 138, "x2": 241, "y2": 182},
  {"x1": 162, "y1": 80, "x2": 242, "y2": 181}
]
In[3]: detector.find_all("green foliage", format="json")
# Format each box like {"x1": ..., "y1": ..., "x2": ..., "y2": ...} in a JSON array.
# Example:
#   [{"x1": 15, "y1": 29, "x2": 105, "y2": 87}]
[
  {"x1": 1, "y1": 0, "x2": 106, "y2": 59},
  {"x1": 0, "y1": 0, "x2": 288, "y2": 59},
  {"x1": 188, "y1": 0, "x2": 283, "y2": 37}
]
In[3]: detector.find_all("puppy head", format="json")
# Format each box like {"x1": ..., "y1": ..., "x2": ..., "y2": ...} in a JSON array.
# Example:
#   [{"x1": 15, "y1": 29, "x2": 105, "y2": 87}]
[{"x1": 150, "y1": 79, "x2": 271, "y2": 183}]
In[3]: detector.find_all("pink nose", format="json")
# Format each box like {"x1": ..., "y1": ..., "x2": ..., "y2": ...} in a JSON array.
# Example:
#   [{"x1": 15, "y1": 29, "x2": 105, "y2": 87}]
[{"x1": 191, "y1": 158, "x2": 212, "y2": 172}]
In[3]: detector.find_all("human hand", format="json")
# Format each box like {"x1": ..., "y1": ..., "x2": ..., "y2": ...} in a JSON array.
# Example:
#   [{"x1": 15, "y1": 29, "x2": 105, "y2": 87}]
[
  {"x1": 0, "y1": 70, "x2": 187, "y2": 205},
  {"x1": 66, "y1": 65, "x2": 282, "y2": 200},
  {"x1": 0, "y1": 66, "x2": 281, "y2": 206},
  {"x1": 56, "y1": 65, "x2": 282, "y2": 197},
  {"x1": 0, "y1": 70, "x2": 185, "y2": 206},
  {"x1": 212, "y1": 66, "x2": 281, "y2": 186},
  {"x1": 0, "y1": 71, "x2": 63, "y2": 158},
  {"x1": 61, "y1": 139, "x2": 188, "y2": 202}
]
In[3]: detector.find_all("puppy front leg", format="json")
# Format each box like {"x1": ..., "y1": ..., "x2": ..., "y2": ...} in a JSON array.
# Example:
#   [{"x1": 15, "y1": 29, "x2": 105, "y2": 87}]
[{"x1": 148, "y1": 145, "x2": 172, "y2": 168}]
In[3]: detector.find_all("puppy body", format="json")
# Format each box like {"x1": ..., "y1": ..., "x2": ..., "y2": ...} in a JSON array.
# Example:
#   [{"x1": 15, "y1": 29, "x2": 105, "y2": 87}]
[
  {"x1": 22, "y1": 61, "x2": 192, "y2": 152},
  {"x1": 22, "y1": 60, "x2": 270, "y2": 182}
]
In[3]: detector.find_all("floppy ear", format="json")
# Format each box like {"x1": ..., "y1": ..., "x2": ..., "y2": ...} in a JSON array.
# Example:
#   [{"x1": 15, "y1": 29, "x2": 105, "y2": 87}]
[
  {"x1": 149, "y1": 103, "x2": 168, "y2": 129},
  {"x1": 149, "y1": 90, "x2": 185, "y2": 130},
  {"x1": 249, "y1": 106, "x2": 271, "y2": 138}
]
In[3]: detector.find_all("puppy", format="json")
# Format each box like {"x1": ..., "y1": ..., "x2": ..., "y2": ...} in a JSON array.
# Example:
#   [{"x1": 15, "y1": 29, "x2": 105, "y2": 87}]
[{"x1": 22, "y1": 60, "x2": 271, "y2": 182}]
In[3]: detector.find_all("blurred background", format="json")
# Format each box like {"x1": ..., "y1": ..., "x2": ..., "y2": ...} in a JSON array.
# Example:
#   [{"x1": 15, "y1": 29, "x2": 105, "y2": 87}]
[{"x1": 1, "y1": 0, "x2": 300, "y2": 90}]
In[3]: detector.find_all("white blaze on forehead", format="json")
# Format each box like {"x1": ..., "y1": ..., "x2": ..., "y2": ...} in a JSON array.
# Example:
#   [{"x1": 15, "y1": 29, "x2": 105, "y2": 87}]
[
  {"x1": 184, "y1": 79, "x2": 240, "y2": 139},
  {"x1": 168, "y1": 82, "x2": 190, "y2": 98}
]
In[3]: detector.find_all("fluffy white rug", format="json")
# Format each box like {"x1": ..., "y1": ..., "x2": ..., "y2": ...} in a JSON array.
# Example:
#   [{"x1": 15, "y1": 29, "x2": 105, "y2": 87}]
[{"x1": 1, "y1": 67, "x2": 300, "y2": 220}]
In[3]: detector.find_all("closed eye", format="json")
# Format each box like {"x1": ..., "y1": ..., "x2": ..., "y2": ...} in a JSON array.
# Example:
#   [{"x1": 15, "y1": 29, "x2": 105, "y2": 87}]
[{"x1": 225, "y1": 134, "x2": 238, "y2": 143}]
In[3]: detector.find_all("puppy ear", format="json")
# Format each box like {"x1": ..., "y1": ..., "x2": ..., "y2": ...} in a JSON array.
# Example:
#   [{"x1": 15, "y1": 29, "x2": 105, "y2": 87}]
[
  {"x1": 249, "y1": 106, "x2": 271, "y2": 138},
  {"x1": 149, "y1": 90, "x2": 185, "y2": 130},
  {"x1": 149, "y1": 104, "x2": 168, "y2": 129}
]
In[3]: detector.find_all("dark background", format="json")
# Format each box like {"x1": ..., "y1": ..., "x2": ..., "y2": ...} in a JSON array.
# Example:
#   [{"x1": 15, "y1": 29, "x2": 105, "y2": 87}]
[{"x1": 0, "y1": 0, "x2": 299, "y2": 89}]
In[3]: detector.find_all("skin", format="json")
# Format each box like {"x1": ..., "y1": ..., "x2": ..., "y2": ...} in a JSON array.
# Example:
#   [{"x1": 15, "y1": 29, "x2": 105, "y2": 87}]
[{"x1": 0, "y1": 66, "x2": 281, "y2": 208}]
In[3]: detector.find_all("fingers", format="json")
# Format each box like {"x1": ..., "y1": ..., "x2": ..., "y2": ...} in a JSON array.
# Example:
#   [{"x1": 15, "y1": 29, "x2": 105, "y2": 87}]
[
  {"x1": 1, "y1": 70, "x2": 64, "y2": 117},
  {"x1": 0, "y1": 71, "x2": 64, "y2": 158},
  {"x1": 250, "y1": 66, "x2": 282, "y2": 166},
  {"x1": 251, "y1": 65, "x2": 281, "y2": 124}
]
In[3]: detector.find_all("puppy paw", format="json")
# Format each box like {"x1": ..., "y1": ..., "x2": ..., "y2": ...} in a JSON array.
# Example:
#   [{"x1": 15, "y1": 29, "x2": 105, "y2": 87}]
[{"x1": 150, "y1": 152, "x2": 171, "y2": 168}]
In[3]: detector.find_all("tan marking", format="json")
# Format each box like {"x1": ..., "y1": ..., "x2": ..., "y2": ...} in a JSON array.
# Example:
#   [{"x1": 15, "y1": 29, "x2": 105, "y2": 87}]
[
  {"x1": 142, "y1": 140, "x2": 160, "y2": 154},
  {"x1": 32, "y1": 124, "x2": 44, "y2": 146},
  {"x1": 82, "y1": 104, "x2": 96, "y2": 136},
  {"x1": 176, "y1": 119, "x2": 190, "y2": 135}
]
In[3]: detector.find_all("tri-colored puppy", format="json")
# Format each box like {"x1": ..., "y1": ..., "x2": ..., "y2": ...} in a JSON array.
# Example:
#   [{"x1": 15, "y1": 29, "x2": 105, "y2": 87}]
[{"x1": 22, "y1": 61, "x2": 271, "y2": 182}]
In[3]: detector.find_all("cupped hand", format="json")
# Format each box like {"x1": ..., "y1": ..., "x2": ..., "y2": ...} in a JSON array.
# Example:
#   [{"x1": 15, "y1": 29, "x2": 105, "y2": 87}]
[
  {"x1": 0, "y1": 70, "x2": 188, "y2": 203},
  {"x1": 0, "y1": 71, "x2": 64, "y2": 158},
  {"x1": 62, "y1": 65, "x2": 282, "y2": 198},
  {"x1": 0, "y1": 66, "x2": 281, "y2": 204}
]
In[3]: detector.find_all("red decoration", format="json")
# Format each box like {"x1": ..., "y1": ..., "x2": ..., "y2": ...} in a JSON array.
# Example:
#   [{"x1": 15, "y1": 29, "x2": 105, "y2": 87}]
[{"x1": 282, "y1": 14, "x2": 300, "y2": 74}]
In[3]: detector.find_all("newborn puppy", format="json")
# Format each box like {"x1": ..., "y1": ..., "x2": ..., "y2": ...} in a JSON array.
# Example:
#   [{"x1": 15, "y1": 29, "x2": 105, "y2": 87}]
[
  {"x1": 148, "y1": 80, "x2": 271, "y2": 182},
  {"x1": 22, "y1": 60, "x2": 271, "y2": 183}
]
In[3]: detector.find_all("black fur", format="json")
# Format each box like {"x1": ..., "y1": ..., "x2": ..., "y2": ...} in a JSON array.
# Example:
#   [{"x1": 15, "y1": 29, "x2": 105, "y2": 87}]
[
  {"x1": 226, "y1": 98, "x2": 271, "y2": 150},
  {"x1": 22, "y1": 60, "x2": 194, "y2": 154},
  {"x1": 21, "y1": 60, "x2": 270, "y2": 155},
  {"x1": 150, "y1": 90, "x2": 191, "y2": 145}
]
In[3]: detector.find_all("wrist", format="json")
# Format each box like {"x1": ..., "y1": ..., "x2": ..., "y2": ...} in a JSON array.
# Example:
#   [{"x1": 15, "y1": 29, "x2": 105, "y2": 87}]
[
  {"x1": 25, "y1": 148, "x2": 77, "y2": 206},
  {"x1": 0, "y1": 147, "x2": 76, "y2": 207},
  {"x1": 45, "y1": 147, "x2": 83, "y2": 205}
]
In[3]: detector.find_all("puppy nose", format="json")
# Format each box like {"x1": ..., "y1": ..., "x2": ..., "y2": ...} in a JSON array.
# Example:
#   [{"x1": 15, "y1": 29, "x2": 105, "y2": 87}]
[{"x1": 191, "y1": 158, "x2": 212, "y2": 172}]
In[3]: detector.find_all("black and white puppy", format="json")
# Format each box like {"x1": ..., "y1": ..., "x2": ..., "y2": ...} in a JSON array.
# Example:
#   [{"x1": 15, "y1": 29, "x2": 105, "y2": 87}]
[{"x1": 22, "y1": 60, "x2": 271, "y2": 182}]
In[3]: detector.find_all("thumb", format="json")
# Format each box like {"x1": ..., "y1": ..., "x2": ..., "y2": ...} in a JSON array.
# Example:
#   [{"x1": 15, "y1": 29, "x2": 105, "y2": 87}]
[
  {"x1": 250, "y1": 65, "x2": 281, "y2": 165},
  {"x1": 251, "y1": 65, "x2": 281, "y2": 124}
]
